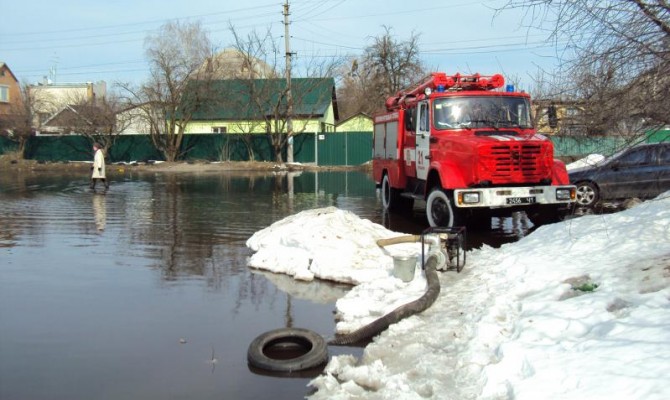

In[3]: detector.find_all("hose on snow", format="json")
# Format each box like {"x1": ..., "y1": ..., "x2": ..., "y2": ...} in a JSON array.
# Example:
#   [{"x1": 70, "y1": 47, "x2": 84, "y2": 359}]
[{"x1": 328, "y1": 236, "x2": 442, "y2": 346}]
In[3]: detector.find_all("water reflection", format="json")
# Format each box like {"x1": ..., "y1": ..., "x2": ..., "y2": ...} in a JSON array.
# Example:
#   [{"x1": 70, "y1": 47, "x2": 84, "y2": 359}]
[
  {"x1": 0, "y1": 169, "x2": 538, "y2": 400},
  {"x1": 252, "y1": 269, "x2": 352, "y2": 304},
  {"x1": 92, "y1": 193, "x2": 106, "y2": 231}
]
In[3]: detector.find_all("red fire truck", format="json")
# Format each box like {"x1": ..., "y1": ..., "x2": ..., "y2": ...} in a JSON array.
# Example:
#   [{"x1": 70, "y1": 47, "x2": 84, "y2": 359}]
[{"x1": 372, "y1": 72, "x2": 576, "y2": 227}]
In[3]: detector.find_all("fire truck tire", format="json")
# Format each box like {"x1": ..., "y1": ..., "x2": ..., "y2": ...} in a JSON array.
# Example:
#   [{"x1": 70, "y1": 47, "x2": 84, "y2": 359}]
[
  {"x1": 426, "y1": 188, "x2": 460, "y2": 228},
  {"x1": 382, "y1": 174, "x2": 413, "y2": 212}
]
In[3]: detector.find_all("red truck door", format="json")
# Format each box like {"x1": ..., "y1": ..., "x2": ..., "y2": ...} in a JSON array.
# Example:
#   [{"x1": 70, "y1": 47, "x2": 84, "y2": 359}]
[{"x1": 416, "y1": 100, "x2": 430, "y2": 180}]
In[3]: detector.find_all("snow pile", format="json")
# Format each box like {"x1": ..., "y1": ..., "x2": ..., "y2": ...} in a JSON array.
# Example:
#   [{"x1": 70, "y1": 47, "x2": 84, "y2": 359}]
[
  {"x1": 246, "y1": 196, "x2": 670, "y2": 399},
  {"x1": 246, "y1": 207, "x2": 421, "y2": 285},
  {"x1": 247, "y1": 207, "x2": 430, "y2": 334}
]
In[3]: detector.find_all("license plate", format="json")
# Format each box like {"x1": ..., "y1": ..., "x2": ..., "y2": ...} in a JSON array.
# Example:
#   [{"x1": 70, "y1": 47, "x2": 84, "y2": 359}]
[{"x1": 506, "y1": 196, "x2": 536, "y2": 205}]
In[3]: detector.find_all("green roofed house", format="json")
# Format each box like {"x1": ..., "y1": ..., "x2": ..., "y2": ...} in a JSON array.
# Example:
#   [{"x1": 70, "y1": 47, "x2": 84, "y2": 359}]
[{"x1": 184, "y1": 77, "x2": 338, "y2": 135}]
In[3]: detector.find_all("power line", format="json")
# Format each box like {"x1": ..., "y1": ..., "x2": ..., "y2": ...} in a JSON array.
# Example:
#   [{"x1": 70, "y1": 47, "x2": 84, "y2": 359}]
[
  {"x1": 2, "y1": 3, "x2": 279, "y2": 37},
  {"x1": 292, "y1": 36, "x2": 363, "y2": 50},
  {"x1": 293, "y1": 1, "x2": 493, "y2": 23},
  {"x1": 1, "y1": 11, "x2": 281, "y2": 49},
  {"x1": 4, "y1": 0, "x2": 565, "y2": 84},
  {"x1": 15, "y1": 60, "x2": 146, "y2": 74}
]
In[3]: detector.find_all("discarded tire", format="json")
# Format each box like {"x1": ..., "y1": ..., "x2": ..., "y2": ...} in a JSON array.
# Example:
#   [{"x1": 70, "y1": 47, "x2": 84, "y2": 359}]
[{"x1": 247, "y1": 328, "x2": 328, "y2": 372}]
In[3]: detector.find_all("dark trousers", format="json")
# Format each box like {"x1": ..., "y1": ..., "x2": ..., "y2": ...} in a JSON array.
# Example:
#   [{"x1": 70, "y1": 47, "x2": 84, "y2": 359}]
[{"x1": 90, "y1": 178, "x2": 109, "y2": 189}]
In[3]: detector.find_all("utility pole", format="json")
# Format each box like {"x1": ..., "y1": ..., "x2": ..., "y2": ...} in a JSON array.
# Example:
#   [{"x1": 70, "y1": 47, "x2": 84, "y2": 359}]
[{"x1": 283, "y1": 0, "x2": 294, "y2": 163}]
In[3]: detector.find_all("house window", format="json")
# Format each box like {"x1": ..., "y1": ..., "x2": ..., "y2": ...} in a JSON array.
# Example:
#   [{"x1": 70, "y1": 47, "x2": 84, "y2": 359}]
[
  {"x1": 0, "y1": 85, "x2": 9, "y2": 103},
  {"x1": 565, "y1": 107, "x2": 579, "y2": 116},
  {"x1": 212, "y1": 126, "x2": 227, "y2": 134},
  {"x1": 38, "y1": 112, "x2": 50, "y2": 124}
]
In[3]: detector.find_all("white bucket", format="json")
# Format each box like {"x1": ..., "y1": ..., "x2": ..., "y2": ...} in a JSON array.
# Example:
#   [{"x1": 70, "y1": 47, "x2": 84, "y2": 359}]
[{"x1": 392, "y1": 254, "x2": 417, "y2": 282}]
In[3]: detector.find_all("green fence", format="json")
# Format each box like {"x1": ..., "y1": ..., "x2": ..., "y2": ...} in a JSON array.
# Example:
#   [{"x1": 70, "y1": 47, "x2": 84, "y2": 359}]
[
  {"x1": 550, "y1": 131, "x2": 669, "y2": 158},
  {"x1": 3, "y1": 130, "x2": 666, "y2": 164},
  {"x1": 1, "y1": 132, "x2": 372, "y2": 165},
  {"x1": 550, "y1": 136, "x2": 631, "y2": 158},
  {"x1": 293, "y1": 131, "x2": 372, "y2": 166},
  {"x1": 0, "y1": 136, "x2": 18, "y2": 155},
  {"x1": 646, "y1": 129, "x2": 670, "y2": 143},
  {"x1": 13, "y1": 134, "x2": 273, "y2": 163}
]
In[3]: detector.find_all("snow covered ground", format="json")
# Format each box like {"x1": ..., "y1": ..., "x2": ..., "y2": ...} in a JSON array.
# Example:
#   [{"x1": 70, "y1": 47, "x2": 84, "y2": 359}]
[{"x1": 246, "y1": 195, "x2": 670, "y2": 399}]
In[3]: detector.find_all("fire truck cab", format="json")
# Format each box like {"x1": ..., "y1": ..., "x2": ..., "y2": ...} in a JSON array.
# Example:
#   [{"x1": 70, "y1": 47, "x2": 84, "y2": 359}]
[{"x1": 372, "y1": 72, "x2": 576, "y2": 227}]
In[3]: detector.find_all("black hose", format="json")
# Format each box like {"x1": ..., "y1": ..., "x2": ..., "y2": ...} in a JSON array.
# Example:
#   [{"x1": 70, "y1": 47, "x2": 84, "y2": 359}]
[{"x1": 329, "y1": 253, "x2": 441, "y2": 346}]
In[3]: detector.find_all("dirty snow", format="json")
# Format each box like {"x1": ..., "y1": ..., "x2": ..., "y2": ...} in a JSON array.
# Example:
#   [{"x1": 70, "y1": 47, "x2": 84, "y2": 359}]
[{"x1": 246, "y1": 196, "x2": 670, "y2": 399}]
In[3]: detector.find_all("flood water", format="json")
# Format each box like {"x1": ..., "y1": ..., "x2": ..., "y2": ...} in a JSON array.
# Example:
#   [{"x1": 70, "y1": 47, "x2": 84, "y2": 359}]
[{"x1": 0, "y1": 169, "x2": 533, "y2": 400}]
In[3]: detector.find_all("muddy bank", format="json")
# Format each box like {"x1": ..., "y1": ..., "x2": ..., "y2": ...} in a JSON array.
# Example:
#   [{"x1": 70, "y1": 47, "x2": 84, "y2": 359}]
[{"x1": 0, "y1": 156, "x2": 370, "y2": 177}]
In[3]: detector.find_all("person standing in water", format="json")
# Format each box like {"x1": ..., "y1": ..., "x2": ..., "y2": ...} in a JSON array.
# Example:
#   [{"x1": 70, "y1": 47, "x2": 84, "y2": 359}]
[{"x1": 90, "y1": 142, "x2": 109, "y2": 190}]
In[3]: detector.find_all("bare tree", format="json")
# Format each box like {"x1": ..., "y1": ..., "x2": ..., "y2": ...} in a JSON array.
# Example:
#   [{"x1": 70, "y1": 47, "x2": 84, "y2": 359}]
[
  {"x1": 337, "y1": 27, "x2": 425, "y2": 119},
  {"x1": 501, "y1": 0, "x2": 670, "y2": 131},
  {"x1": 228, "y1": 27, "x2": 341, "y2": 163},
  {"x1": 0, "y1": 84, "x2": 41, "y2": 158},
  {"x1": 336, "y1": 58, "x2": 379, "y2": 118},
  {"x1": 120, "y1": 21, "x2": 216, "y2": 162},
  {"x1": 54, "y1": 96, "x2": 132, "y2": 156}
]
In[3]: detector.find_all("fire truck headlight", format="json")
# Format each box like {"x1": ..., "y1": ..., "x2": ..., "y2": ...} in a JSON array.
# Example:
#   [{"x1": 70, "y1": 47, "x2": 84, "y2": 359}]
[
  {"x1": 556, "y1": 188, "x2": 572, "y2": 201},
  {"x1": 460, "y1": 192, "x2": 481, "y2": 204}
]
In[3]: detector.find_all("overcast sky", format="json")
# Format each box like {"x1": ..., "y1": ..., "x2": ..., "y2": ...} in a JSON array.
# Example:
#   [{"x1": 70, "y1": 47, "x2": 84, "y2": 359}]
[{"x1": 1, "y1": 0, "x2": 565, "y2": 92}]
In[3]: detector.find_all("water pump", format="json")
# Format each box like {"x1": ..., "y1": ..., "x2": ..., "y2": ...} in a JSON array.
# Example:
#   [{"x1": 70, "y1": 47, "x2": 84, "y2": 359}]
[{"x1": 421, "y1": 226, "x2": 466, "y2": 272}]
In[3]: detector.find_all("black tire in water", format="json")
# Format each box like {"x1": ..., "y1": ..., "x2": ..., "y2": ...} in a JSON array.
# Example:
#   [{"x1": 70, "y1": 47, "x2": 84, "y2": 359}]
[{"x1": 247, "y1": 328, "x2": 328, "y2": 372}]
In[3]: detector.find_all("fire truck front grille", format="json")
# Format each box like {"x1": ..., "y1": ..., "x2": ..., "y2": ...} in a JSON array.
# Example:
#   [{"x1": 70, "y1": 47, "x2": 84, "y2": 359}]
[{"x1": 482, "y1": 144, "x2": 548, "y2": 183}]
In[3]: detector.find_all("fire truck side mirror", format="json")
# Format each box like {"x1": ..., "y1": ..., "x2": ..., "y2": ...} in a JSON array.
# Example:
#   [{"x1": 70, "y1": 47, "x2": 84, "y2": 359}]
[{"x1": 404, "y1": 108, "x2": 416, "y2": 131}]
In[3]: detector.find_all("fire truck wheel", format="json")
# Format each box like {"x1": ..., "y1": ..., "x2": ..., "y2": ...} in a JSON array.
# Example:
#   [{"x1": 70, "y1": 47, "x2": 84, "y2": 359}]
[
  {"x1": 426, "y1": 188, "x2": 460, "y2": 227},
  {"x1": 382, "y1": 174, "x2": 413, "y2": 212}
]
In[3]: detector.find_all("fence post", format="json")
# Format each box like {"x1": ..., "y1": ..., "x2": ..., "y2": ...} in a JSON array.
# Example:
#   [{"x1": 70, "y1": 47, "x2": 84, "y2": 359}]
[
  {"x1": 314, "y1": 131, "x2": 318, "y2": 166},
  {"x1": 345, "y1": 132, "x2": 348, "y2": 166}
]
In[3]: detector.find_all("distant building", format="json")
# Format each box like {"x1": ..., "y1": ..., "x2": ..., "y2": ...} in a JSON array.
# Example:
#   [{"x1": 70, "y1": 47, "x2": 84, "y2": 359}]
[
  {"x1": 0, "y1": 62, "x2": 22, "y2": 116},
  {"x1": 533, "y1": 100, "x2": 587, "y2": 136},
  {"x1": 336, "y1": 112, "x2": 372, "y2": 132},
  {"x1": 39, "y1": 102, "x2": 152, "y2": 136},
  {"x1": 28, "y1": 81, "x2": 106, "y2": 126},
  {"x1": 184, "y1": 77, "x2": 338, "y2": 134},
  {"x1": 40, "y1": 104, "x2": 100, "y2": 135},
  {"x1": 116, "y1": 104, "x2": 153, "y2": 135},
  {"x1": 197, "y1": 48, "x2": 276, "y2": 80}
]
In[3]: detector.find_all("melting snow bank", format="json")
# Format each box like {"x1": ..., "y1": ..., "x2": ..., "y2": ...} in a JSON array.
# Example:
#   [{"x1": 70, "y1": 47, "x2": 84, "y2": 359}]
[
  {"x1": 247, "y1": 207, "x2": 422, "y2": 286},
  {"x1": 246, "y1": 207, "x2": 427, "y2": 334},
  {"x1": 246, "y1": 197, "x2": 670, "y2": 399}
]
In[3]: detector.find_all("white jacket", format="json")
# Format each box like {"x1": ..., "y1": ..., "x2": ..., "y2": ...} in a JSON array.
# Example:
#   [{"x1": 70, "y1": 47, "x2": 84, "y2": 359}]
[{"x1": 92, "y1": 149, "x2": 106, "y2": 179}]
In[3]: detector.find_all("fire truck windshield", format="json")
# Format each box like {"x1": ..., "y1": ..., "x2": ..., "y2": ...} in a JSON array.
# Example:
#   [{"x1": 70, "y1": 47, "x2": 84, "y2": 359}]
[{"x1": 433, "y1": 96, "x2": 532, "y2": 130}]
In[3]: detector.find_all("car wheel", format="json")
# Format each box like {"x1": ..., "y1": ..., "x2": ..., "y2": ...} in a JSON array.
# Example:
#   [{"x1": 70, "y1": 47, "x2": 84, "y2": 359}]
[
  {"x1": 381, "y1": 173, "x2": 413, "y2": 212},
  {"x1": 426, "y1": 187, "x2": 460, "y2": 227},
  {"x1": 575, "y1": 181, "x2": 599, "y2": 208}
]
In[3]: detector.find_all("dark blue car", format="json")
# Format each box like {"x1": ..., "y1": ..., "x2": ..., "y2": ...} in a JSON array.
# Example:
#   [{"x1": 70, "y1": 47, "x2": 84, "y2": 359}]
[{"x1": 569, "y1": 142, "x2": 670, "y2": 207}]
